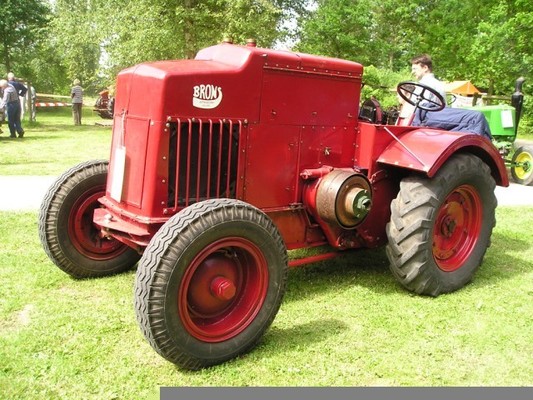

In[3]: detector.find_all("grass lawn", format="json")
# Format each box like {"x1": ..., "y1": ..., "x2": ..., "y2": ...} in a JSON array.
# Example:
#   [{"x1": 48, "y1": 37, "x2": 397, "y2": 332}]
[
  {"x1": 0, "y1": 109, "x2": 532, "y2": 398},
  {"x1": 1, "y1": 208, "x2": 532, "y2": 398},
  {"x1": 0, "y1": 107, "x2": 112, "y2": 176}
]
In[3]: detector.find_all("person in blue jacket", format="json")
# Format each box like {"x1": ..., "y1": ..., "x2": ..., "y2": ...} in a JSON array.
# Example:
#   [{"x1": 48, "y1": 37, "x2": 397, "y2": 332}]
[{"x1": 0, "y1": 79, "x2": 24, "y2": 138}]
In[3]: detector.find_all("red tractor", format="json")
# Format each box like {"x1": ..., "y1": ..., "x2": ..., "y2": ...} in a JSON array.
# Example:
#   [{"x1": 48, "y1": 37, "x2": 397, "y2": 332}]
[
  {"x1": 39, "y1": 41, "x2": 508, "y2": 370},
  {"x1": 93, "y1": 89, "x2": 114, "y2": 119}
]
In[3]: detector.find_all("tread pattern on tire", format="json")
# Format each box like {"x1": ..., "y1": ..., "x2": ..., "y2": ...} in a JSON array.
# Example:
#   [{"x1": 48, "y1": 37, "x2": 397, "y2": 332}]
[
  {"x1": 386, "y1": 154, "x2": 496, "y2": 296},
  {"x1": 38, "y1": 159, "x2": 140, "y2": 278},
  {"x1": 134, "y1": 198, "x2": 288, "y2": 370}
]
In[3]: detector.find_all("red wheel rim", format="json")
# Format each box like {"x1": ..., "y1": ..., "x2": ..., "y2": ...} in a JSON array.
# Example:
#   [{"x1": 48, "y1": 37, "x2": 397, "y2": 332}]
[
  {"x1": 179, "y1": 238, "x2": 269, "y2": 342},
  {"x1": 68, "y1": 186, "x2": 128, "y2": 259},
  {"x1": 433, "y1": 185, "x2": 483, "y2": 272}
]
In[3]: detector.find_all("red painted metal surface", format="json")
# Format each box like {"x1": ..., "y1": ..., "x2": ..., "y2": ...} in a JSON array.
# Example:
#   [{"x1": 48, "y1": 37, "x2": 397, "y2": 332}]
[
  {"x1": 178, "y1": 238, "x2": 269, "y2": 342},
  {"x1": 376, "y1": 127, "x2": 509, "y2": 186},
  {"x1": 432, "y1": 185, "x2": 483, "y2": 272},
  {"x1": 96, "y1": 42, "x2": 508, "y2": 265},
  {"x1": 288, "y1": 251, "x2": 340, "y2": 268},
  {"x1": 68, "y1": 186, "x2": 129, "y2": 260}
]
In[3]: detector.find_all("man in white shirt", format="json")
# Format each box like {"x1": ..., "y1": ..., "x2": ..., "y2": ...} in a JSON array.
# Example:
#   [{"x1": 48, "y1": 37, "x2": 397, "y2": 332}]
[{"x1": 410, "y1": 54, "x2": 447, "y2": 105}]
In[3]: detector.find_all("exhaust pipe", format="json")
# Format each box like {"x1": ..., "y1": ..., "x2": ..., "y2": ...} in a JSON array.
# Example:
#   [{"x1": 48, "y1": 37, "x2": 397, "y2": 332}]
[{"x1": 512, "y1": 77, "x2": 525, "y2": 135}]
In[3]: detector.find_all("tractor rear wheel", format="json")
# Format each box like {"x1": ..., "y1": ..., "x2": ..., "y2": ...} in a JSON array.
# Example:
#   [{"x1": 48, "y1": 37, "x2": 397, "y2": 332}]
[
  {"x1": 386, "y1": 154, "x2": 496, "y2": 296},
  {"x1": 511, "y1": 145, "x2": 533, "y2": 186},
  {"x1": 38, "y1": 160, "x2": 141, "y2": 278},
  {"x1": 134, "y1": 198, "x2": 288, "y2": 370}
]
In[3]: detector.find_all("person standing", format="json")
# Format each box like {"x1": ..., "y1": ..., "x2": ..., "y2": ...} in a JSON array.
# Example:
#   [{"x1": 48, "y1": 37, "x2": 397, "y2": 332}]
[
  {"x1": 30, "y1": 85, "x2": 37, "y2": 121},
  {"x1": 7, "y1": 73, "x2": 27, "y2": 119},
  {"x1": 71, "y1": 79, "x2": 83, "y2": 125},
  {"x1": 0, "y1": 85, "x2": 4, "y2": 134},
  {"x1": 0, "y1": 79, "x2": 24, "y2": 138}
]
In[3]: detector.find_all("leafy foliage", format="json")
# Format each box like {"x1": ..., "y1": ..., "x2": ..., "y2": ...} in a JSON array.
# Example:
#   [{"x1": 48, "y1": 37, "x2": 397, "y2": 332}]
[
  {"x1": 0, "y1": 0, "x2": 49, "y2": 77},
  {"x1": 46, "y1": 0, "x2": 102, "y2": 93},
  {"x1": 467, "y1": 0, "x2": 533, "y2": 94},
  {"x1": 296, "y1": 0, "x2": 533, "y2": 123},
  {"x1": 362, "y1": 65, "x2": 411, "y2": 109},
  {"x1": 92, "y1": 0, "x2": 307, "y2": 84},
  {"x1": 296, "y1": 0, "x2": 374, "y2": 63},
  {"x1": 4, "y1": 0, "x2": 533, "y2": 131}
]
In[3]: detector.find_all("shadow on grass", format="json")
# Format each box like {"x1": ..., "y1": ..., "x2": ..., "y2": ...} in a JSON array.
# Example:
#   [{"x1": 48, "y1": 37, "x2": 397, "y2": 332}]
[
  {"x1": 176, "y1": 318, "x2": 349, "y2": 373},
  {"x1": 28, "y1": 124, "x2": 110, "y2": 134},
  {"x1": 473, "y1": 231, "x2": 533, "y2": 286},
  {"x1": 0, "y1": 125, "x2": 110, "y2": 144},
  {"x1": 261, "y1": 318, "x2": 348, "y2": 351},
  {"x1": 0, "y1": 136, "x2": 22, "y2": 142},
  {"x1": 285, "y1": 246, "x2": 401, "y2": 302},
  {"x1": 284, "y1": 229, "x2": 533, "y2": 302}
]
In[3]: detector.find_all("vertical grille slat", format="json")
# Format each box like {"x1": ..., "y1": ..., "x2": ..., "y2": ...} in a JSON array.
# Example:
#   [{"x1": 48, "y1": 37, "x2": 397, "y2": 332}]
[
  {"x1": 168, "y1": 118, "x2": 241, "y2": 209},
  {"x1": 185, "y1": 120, "x2": 193, "y2": 204},
  {"x1": 225, "y1": 120, "x2": 233, "y2": 197},
  {"x1": 206, "y1": 120, "x2": 214, "y2": 202},
  {"x1": 195, "y1": 120, "x2": 203, "y2": 203},
  {"x1": 216, "y1": 122, "x2": 224, "y2": 198},
  {"x1": 173, "y1": 119, "x2": 182, "y2": 209}
]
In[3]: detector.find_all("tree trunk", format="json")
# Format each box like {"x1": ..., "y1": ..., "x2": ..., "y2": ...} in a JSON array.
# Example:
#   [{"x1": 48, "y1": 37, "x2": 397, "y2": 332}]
[
  {"x1": 488, "y1": 79, "x2": 494, "y2": 97},
  {"x1": 183, "y1": 0, "x2": 197, "y2": 59},
  {"x1": 3, "y1": 39, "x2": 10, "y2": 72}
]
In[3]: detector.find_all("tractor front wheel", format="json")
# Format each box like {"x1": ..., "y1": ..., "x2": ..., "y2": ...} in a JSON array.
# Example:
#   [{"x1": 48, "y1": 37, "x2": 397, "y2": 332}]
[
  {"x1": 38, "y1": 160, "x2": 141, "y2": 278},
  {"x1": 386, "y1": 154, "x2": 496, "y2": 296},
  {"x1": 511, "y1": 145, "x2": 533, "y2": 186},
  {"x1": 134, "y1": 199, "x2": 288, "y2": 370}
]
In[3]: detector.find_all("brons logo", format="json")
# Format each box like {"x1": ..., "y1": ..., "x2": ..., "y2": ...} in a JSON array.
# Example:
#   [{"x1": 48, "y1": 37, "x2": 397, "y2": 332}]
[{"x1": 193, "y1": 84, "x2": 223, "y2": 109}]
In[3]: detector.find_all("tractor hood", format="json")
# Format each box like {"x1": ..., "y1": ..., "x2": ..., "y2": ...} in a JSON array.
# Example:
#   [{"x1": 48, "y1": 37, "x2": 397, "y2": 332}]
[{"x1": 113, "y1": 42, "x2": 363, "y2": 124}]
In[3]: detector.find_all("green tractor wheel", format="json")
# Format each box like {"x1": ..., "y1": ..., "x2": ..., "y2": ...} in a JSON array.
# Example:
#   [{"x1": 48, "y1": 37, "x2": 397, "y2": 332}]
[{"x1": 511, "y1": 145, "x2": 533, "y2": 186}]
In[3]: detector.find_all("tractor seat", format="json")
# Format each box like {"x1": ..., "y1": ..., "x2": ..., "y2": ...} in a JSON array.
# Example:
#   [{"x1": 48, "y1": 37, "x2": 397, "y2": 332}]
[{"x1": 359, "y1": 98, "x2": 383, "y2": 124}]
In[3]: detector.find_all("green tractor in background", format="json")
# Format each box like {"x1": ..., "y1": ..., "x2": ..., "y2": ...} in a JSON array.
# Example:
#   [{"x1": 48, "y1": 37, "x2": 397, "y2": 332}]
[{"x1": 468, "y1": 77, "x2": 533, "y2": 185}]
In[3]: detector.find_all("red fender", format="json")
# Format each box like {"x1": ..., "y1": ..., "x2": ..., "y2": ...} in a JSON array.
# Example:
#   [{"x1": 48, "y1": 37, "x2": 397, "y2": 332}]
[{"x1": 376, "y1": 128, "x2": 509, "y2": 187}]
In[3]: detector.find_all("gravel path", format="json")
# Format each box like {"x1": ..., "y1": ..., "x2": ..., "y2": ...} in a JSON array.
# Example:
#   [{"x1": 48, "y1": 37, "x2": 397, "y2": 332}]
[{"x1": 0, "y1": 175, "x2": 531, "y2": 211}]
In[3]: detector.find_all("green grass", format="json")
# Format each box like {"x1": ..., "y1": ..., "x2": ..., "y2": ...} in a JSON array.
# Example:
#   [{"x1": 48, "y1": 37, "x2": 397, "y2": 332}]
[
  {"x1": 0, "y1": 107, "x2": 111, "y2": 176},
  {"x1": 1, "y1": 208, "x2": 532, "y2": 398}
]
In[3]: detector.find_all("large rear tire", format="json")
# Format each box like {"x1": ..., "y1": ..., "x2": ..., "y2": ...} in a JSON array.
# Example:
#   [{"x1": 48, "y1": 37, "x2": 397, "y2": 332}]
[
  {"x1": 386, "y1": 154, "x2": 497, "y2": 296},
  {"x1": 135, "y1": 199, "x2": 288, "y2": 370},
  {"x1": 38, "y1": 160, "x2": 141, "y2": 278}
]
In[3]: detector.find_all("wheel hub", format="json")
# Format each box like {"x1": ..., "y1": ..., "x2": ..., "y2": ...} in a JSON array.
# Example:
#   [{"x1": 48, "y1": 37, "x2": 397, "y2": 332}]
[
  {"x1": 440, "y1": 215, "x2": 457, "y2": 237},
  {"x1": 179, "y1": 238, "x2": 269, "y2": 342},
  {"x1": 432, "y1": 185, "x2": 482, "y2": 272},
  {"x1": 69, "y1": 186, "x2": 126, "y2": 259},
  {"x1": 210, "y1": 276, "x2": 237, "y2": 301},
  {"x1": 187, "y1": 254, "x2": 239, "y2": 317}
]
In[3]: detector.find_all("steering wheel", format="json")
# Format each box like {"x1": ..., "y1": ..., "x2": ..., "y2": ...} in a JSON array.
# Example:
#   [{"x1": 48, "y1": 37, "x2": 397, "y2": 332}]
[{"x1": 397, "y1": 81, "x2": 445, "y2": 112}]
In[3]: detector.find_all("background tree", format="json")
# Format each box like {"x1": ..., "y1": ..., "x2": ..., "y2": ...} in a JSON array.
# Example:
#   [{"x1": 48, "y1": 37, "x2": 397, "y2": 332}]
[
  {"x1": 296, "y1": 0, "x2": 375, "y2": 65},
  {"x1": 95, "y1": 0, "x2": 307, "y2": 83},
  {"x1": 7, "y1": 0, "x2": 530, "y2": 106},
  {"x1": 467, "y1": 0, "x2": 533, "y2": 94},
  {"x1": 0, "y1": 0, "x2": 49, "y2": 77},
  {"x1": 369, "y1": 0, "x2": 421, "y2": 71},
  {"x1": 47, "y1": 0, "x2": 103, "y2": 93},
  {"x1": 296, "y1": 0, "x2": 531, "y2": 98}
]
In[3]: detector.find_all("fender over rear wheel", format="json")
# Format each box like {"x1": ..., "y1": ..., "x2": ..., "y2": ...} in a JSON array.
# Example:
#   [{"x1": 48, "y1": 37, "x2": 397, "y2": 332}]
[
  {"x1": 386, "y1": 154, "x2": 497, "y2": 296},
  {"x1": 38, "y1": 160, "x2": 141, "y2": 278},
  {"x1": 134, "y1": 198, "x2": 288, "y2": 370}
]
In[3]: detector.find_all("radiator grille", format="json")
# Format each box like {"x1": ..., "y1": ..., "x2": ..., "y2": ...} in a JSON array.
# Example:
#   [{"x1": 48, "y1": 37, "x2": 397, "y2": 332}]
[{"x1": 168, "y1": 119, "x2": 241, "y2": 208}]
